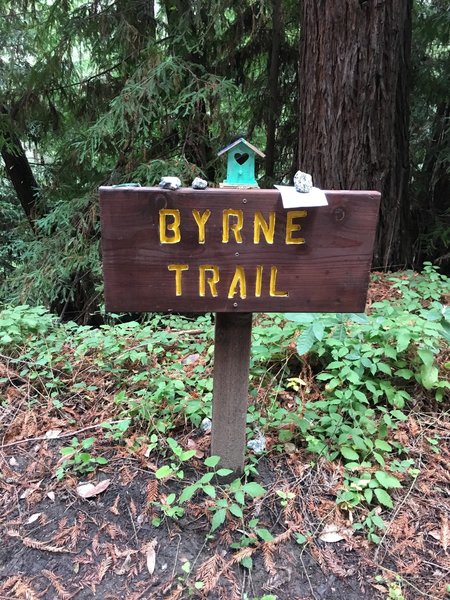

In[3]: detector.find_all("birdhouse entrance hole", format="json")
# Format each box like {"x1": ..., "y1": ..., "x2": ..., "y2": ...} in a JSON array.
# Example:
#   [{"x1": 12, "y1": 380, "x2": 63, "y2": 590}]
[{"x1": 234, "y1": 152, "x2": 249, "y2": 165}]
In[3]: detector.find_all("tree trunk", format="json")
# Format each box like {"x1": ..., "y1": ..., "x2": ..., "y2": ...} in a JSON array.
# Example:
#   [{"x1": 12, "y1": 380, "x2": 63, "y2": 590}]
[
  {"x1": 298, "y1": 0, "x2": 412, "y2": 268},
  {"x1": 162, "y1": 0, "x2": 216, "y2": 181},
  {"x1": 265, "y1": 0, "x2": 283, "y2": 180},
  {"x1": 1, "y1": 106, "x2": 39, "y2": 231},
  {"x1": 415, "y1": 101, "x2": 450, "y2": 271}
]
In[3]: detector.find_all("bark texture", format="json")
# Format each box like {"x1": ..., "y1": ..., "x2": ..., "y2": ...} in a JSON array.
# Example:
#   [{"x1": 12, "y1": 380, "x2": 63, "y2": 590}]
[
  {"x1": 1, "y1": 107, "x2": 39, "y2": 231},
  {"x1": 298, "y1": 0, "x2": 412, "y2": 268},
  {"x1": 265, "y1": 0, "x2": 283, "y2": 179},
  {"x1": 417, "y1": 101, "x2": 450, "y2": 269}
]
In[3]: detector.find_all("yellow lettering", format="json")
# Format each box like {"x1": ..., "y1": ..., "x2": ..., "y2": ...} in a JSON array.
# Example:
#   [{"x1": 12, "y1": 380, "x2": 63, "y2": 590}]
[
  {"x1": 255, "y1": 266, "x2": 263, "y2": 297},
  {"x1": 168, "y1": 264, "x2": 189, "y2": 295},
  {"x1": 222, "y1": 209, "x2": 243, "y2": 243},
  {"x1": 269, "y1": 266, "x2": 288, "y2": 297},
  {"x1": 228, "y1": 266, "x2": 247, "y2": 299},
  {"x1": 285, "y1": 210, "x2": 307, "y2": 245},
  {"x1": 192, "y1": 209, "x2": 211, "y2": 244},
  {"x1": 159, "y1": 209, "x2": 181, "y2": 243},
  {"x1": 253, "y1": 211, "x2": 275, "y2": 244},
  {"x1": 199, "y1": 265, "x2": 219, "y2": 297}
]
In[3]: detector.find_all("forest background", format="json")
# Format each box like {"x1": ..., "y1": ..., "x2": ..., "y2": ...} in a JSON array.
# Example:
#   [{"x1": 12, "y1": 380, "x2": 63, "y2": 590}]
[
  {"x1": 0, "y1": 0, "x2": 449, "y2": 323},
  {"x1": 0, "y1": 3, "x2": 450, "y2": 598}
]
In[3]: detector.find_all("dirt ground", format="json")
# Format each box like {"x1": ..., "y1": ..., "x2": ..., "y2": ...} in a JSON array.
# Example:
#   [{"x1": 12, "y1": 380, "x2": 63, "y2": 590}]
[
  {"x1": 0, "y1": 449, "x2": 372, "y2": 600},
  {"x1": 1, "y1": 411, "x2": 449, "y2": 600}
]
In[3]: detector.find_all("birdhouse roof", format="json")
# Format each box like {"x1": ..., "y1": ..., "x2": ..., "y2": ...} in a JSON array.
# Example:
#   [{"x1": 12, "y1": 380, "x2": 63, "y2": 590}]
[{"x1": 217, "y1": 137, "x2": 266, "y2": 158}]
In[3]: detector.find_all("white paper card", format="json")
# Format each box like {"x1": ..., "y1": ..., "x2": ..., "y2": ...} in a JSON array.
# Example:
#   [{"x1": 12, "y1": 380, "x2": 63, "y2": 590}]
[{"x1": 275, "y1": 185, "x2": 328, "y2": 209}]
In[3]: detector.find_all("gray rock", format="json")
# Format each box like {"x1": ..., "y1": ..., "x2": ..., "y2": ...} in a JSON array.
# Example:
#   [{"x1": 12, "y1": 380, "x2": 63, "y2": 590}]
[
  {"x1": 247, "y1": 430, "x2": 266, "y2": 454},
  {"x1": 294, "y1": 170, "x2": 313, "y2": 193},
  {"x1": 191, "y1": 177, "x2": 208, "y2": 189},
  {"x1": 159, "y1": 176, "x2": 182, "y2": 190},
  {"x1": 200, "y1": 417, "x2": 212, "y2": 434}
]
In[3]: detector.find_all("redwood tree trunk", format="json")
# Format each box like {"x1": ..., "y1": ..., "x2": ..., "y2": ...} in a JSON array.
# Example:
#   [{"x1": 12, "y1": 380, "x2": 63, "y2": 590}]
[
  {"x1": 265, "y1": 0, "x2": 283, "y2": 179},
  {"x1": 1, "y1": 106, "x2": 39, "y2": 231},
  {"x1": 298, "y1": 0, "x2": 412, "y2": 268}
]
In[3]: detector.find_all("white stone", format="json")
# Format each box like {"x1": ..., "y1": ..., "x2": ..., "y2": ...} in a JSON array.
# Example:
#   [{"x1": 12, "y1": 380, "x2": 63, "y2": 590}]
[
  {"x1": 294, "y1": 170, "x2": 313, "y2": 193},
  {"x1": 159, "y1": 176, "x2": 182, "y2": 190},
  {"x1": 192, "y1": 177, "x2": 208, "y2": 189},
  {"x1": 200, "y1": 417, "x2": 212, "y2": 433},
  {"x1": 247, "y1": 430, "x2": 266, "y2": 454}
]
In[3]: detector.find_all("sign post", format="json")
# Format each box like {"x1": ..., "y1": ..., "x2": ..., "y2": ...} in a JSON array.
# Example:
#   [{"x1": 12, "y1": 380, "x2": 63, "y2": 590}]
[{"x1": 100, "y1": 187, "x2": 380, "y2": 473}]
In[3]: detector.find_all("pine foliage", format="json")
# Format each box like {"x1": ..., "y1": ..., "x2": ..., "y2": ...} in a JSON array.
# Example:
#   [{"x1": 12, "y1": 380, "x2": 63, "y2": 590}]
[{"x1": 0, "y1": 0, "x2": 448, "y2": 318}]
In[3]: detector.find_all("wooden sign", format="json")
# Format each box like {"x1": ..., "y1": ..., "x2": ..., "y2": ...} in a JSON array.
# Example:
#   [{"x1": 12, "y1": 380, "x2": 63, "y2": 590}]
[
  {"x1": 100, "y1": 185, "x2": 380, "y2": 474},
  {"x1": 99, "y1": 187, "x2": 380, "y2": 314}
]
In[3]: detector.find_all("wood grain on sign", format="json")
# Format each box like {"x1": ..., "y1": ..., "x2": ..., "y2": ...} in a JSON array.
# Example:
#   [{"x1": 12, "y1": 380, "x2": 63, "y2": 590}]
[{"x1": 99, "y1": 187, "x2": 380, "y2": 313}]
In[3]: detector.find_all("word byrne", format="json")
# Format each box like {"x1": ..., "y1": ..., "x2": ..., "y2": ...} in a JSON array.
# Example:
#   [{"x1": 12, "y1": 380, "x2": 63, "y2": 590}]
[
  {"x1": 158, "y1": 208, "x2": 307, "y2": 245},
  {"x1": 158, "y1": 208, "x2": 308, "y2": 299}
]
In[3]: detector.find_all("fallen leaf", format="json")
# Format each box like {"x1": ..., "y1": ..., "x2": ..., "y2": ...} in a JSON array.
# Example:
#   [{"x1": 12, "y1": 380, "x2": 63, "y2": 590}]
[
  {"x1": 143, "y1": 539, "x2": 157, "y2": 575},
  {"x1": 441, "y1": 514, "x2": 448, "y2": 552},
  {"x1": 45, "y1": 429, "x2": 62, "y2": 439},
  {"x1": 20, "y1": 481, "x2": 42, "y2": 499},
  {"x1": 47, "y1": 492, "x2": 56, "y2": 502},
  {"x1": 187, "y1": 438, "x2": 204, "y2": 458},
  {"x1": 109, "y1": 494, "x2": 120, "y2": 515},
  {"x1": 182, "y1": 353, "x2": 199, "y2": 365},
  {"x1": 114, "y1": 554, "x2": 133, "y2": 575},
  {"x1": 20, "y1": 489, "x2": 34, "y2": 499},
  {"x1": 372, "y1": 584, "x2": 388, "y2": 593},
  {"x1": 284, "y1": 442, "x2": 297, "y2": 454},
  {"x1": 319, "y1": 523, "x2": 353, "y2": 543},
  {"x1": 76, "y1": 479, "x2": 111, "y2": 499},
  {"x1": 26, "y1": 513, "x2": 42, "y2": 525}
]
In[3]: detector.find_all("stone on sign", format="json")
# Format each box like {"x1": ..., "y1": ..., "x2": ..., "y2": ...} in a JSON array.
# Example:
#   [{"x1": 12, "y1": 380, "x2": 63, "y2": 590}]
[
  {"x1": 191, "y1": 177, "x2": 208, "y2": 189},
  {"x1": 294, "y1": 170, "x2": 313, "y2": 193},
  {"x1": 159, "y1": 176, "x2": 182, "y2": 190}
]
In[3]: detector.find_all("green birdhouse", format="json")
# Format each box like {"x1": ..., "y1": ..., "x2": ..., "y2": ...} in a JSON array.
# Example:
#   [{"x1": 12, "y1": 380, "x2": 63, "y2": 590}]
[{"x1": 218, "y1": 138, "x2": 265, "y2": 188}]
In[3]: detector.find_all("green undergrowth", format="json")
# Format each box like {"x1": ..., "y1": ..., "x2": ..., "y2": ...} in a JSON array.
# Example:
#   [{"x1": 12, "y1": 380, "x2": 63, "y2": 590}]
[{"x1": 0, "y1": 266, "x2": 449, "y2": 545}]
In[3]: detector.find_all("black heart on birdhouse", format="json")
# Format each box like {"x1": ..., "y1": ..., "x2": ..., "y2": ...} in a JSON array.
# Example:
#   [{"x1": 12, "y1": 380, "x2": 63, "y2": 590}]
[{"x1": 234, "y1": 152, "x2": 249, "y2": 165}]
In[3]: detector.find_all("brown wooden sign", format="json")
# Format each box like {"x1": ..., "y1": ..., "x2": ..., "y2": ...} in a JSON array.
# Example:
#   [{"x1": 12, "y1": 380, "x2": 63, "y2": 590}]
[{"x1": 100, "y1": 187, "x2": 380, "y2": 313}]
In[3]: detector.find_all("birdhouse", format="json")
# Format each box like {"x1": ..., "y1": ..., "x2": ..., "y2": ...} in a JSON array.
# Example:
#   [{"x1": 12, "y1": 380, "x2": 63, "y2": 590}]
[{"x1": 217, "y1": 138, "x2": 265, "y2": 188}]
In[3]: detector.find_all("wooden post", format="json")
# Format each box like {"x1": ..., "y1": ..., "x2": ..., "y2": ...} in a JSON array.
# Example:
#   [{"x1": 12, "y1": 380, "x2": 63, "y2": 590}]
[{"x1": 211, "y1": 313, "x2": 252, "y2": 474}]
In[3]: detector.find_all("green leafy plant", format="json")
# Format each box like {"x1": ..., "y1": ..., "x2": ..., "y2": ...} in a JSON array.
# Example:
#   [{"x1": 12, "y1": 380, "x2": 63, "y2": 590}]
[
  {"x1": 153, "y1": 493, "x2": 185, "y2": 523},
  {"x1": 353, "y1": 509, "x2": 386, "y2": 545},
  {"x1": 279, "y1": 266, "x2": 449, "y2": 515},
  {"x1": 101, "y1": 419, "x2": 131, "y2": 441},
  {"x1": 374, "y1": 575, "x2": 405, "y2": 600},
  {"x1": 55, "y1": 437, "x2": 108, "y2": 480},
  {"x1": 0, "y1": 305, "x2": 56, "y2": 347},
  {"x1": 178, "y1": 455, "x2": 233, "y2": 503},
  {"x1": 275, "y1": 489, "x2": 296, "y2": 507},
  {"x1": 208, "y1": 478, "x2": 266, "y2": 533},
  {"x1": 155, "y1": 437, "x2": 198, "y2": 480}
]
